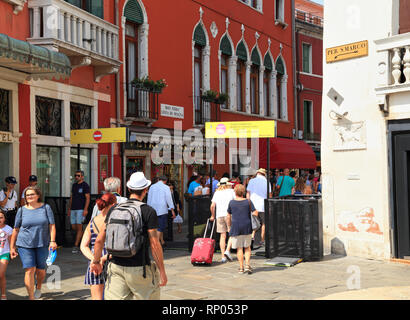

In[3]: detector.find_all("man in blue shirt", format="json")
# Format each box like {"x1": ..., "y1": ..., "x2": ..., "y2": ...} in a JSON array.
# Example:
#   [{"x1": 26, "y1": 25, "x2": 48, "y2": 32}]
[
  {"x1": 206, "y1": 171, "x2": 219, "y2": 193},
  {"x1": 276, "y1": 168, "x2": 295, "y2": 197},
  {"x1": 188, "y1": 175, "x2": 202, "y2": 196}
]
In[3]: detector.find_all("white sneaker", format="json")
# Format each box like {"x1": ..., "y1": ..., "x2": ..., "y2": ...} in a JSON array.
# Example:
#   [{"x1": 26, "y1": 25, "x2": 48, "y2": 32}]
[
  {"x1": 224, "y1": 251, "x2": 233, "y2": 262},
  {"x1": 34, "y1": 289, "x2": 42, "y2": 299},
  {"x1": 221, "y1": 257, "x2": 228, "y2": 263},
  {"x1": 72, "y1": 247, "x2": 79, "y2": 254}
]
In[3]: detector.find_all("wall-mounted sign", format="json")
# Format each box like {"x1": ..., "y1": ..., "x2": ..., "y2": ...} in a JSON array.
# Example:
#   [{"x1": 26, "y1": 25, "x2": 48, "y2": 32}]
[
  {"x1": 205, "y1": 120, "x2": 276, "y2": 139},
  {"x1": 0, "y1": 131, "x2": 13, "y2": 143},
  {"x1": 71, "y1": 128, "x2": 127, "y2": 144},
  {"x1": 326, "y1": 40, "x2": 368, "y2": 63},
  {"x1": 161, "y1": 104, "x2": 184, "y2": 119}
]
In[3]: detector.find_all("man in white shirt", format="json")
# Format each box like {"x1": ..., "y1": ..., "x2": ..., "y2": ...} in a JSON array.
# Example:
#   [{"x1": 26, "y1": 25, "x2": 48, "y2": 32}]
[
  {"x1": 210, "y1": 177, "x2": 235, "y2": 263},
  {"x1": 0, "y1": 176, "x2": 18, "y2": 228},
  {"x1": 91, "y1": 177, "x2": 128, "y2": 219},
  {"x1": 147, "y1": 176, "x2": 175, "y2": 246},
  {"x1": 246, "y1": 168, "x2": 272, "y2": 247}
]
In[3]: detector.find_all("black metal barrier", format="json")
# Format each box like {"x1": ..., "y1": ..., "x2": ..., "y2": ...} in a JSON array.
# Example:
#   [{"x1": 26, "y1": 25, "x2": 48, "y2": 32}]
[
  {"x1": 45, "y1": 194, "x2": 100, "y2": 247},
  {"x1": 187, "y1": 195, "x2": 221, "y2": 252},
  {"x1": 265, "y1": 195, "x2": 323, "y2": 261}
]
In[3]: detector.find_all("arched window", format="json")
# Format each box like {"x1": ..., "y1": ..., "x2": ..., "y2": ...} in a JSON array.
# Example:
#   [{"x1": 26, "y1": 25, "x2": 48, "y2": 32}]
[
  {"x1": 276, "y1": 56, "x2": 286, "y2": 120},
  {"x1": 124, "y1": 0, "x2": 144, "y2": 117},
  {"x1": 250, "y1": 48, "x2": 261, "y2": 115},
  {"x1": 263, "y1": 54, "x2": 273, "y2": 117},
  {"x1": 220, "y1": 35, "x2": 232, "y2": 110},
  {"x1": 193, "y1": 24, "x2": 207, "y2": 123},
  {"x1": 236, "y1": 41, "x2": 248, "y2": 113}
]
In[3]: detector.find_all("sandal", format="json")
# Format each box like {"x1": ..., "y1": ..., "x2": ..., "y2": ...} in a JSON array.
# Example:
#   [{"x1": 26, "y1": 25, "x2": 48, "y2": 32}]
[
  {"x1": 238, "y1": 267, "x2": 244, "y2": 274},
  {"x1": 244, "y1": 265, "x2": 253, "y2": 274}
]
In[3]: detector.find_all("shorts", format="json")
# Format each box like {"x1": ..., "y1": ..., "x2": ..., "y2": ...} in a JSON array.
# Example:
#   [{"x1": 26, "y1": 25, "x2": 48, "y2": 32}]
[
  {"x1": 71, "y1": 209, "x2": 85, "y2": 225},
  {"x1": 104, "y1": 261, "x2": 160, "y2": 300},
  {"x1": 217, "y1": 217, "x2": 230, "y2": 233},
  {"x1": 230, "y1": 234, "x2": 252, "y2": 249},
  {"x1": 157, "y1": 214, "x2": 168, "y2": 233},
  {"x1": 17, "y1": 246, "x2": 49, "y2": 270},
  {"x1": 0, "y1": 253, "x2": 10, "y2": 261}
]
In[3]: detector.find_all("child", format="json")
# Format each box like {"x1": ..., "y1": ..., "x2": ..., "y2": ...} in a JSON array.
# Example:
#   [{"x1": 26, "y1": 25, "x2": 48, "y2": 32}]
[{"x1": 0, "y1": 211, "x2": 12, "y2": 300}]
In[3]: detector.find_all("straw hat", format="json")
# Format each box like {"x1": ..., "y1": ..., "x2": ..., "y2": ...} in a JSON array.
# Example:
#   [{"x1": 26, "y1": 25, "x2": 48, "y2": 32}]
[
  {"x1": 256, "y1": 168, "x2": 266, "y2": 176},
  {"x1": 217, "y1": 177, "x2": 233, "y2": 186}
]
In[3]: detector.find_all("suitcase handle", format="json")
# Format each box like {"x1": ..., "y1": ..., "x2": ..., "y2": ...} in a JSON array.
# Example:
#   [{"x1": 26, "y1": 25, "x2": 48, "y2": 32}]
[{"x1": 203, "y1": 219, "x2": 215, "y2": 239}]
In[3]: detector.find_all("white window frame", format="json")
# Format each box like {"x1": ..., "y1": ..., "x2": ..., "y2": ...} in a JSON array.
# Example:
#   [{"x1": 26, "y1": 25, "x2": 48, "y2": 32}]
[
  {"x1": 303, "y1": 99, "x2": 314, "y2": 135},
  {"x1": 238, "y1": 0, "x2": 263, "y2": 13},
  {"x1": 275, "y1": 0, "x2": 288, "y2": 28},
  {"x1": 302, "y1": 42, "x2": 313, "y2": 74}
]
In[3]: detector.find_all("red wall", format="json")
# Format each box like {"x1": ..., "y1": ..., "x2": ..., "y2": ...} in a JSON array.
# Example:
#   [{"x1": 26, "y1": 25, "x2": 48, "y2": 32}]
[{"x1": 18, "y1": 83, "x2": 31, "y2": 195}]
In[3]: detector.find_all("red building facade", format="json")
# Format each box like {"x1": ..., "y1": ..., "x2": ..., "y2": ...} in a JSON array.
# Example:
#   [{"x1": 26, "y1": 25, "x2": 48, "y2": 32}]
[
  {"x1": 0, "y1": 0, "x2": 295, "y2": 200},
  {"x1": 295, "y1": 0, "x2": 323, "y2": 166}
]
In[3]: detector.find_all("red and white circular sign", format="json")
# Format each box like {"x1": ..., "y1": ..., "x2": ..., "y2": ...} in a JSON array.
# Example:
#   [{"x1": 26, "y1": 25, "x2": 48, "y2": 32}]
[{"x1": 93, "y1": 130, "x2": 102, "y2": 141}]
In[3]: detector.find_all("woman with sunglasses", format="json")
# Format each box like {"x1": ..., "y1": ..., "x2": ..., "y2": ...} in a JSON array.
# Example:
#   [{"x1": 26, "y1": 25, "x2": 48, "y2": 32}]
[{"x1": 10, "y1": 186, "x2": 57, "y2": 300}]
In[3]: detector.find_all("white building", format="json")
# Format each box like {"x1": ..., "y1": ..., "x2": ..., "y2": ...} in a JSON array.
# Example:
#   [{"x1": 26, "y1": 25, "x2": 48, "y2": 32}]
[{"x1": 322, "y1": 0, "x2": 410, "y2": 260}]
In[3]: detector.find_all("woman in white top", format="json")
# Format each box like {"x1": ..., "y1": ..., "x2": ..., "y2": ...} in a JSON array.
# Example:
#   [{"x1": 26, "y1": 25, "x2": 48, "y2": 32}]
[{"x1": 210, "y1": 177, "x2": 235, "y2": 263}]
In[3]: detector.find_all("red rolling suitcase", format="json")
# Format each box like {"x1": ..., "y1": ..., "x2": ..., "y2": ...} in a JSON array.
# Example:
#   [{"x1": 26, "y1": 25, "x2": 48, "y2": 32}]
[{"x1": 191, "y1": 219, "x2": 216, "y2": 265}]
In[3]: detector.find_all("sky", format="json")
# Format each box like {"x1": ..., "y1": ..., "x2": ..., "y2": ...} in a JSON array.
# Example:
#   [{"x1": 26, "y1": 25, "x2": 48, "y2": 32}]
[{"x1": 311, "y1": 0, "x2": 324, "y2": 5}]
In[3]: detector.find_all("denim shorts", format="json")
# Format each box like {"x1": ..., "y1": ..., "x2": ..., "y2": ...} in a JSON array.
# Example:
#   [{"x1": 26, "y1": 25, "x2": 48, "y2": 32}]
[
  {"x1": 157, "y1": 214, "x2": 168, "y2": 233},
  {"x1": 70, "y1": 209, "x2": 85, "y2": 225},
  {"x1": 18, "y1": 246, "x2": 49, "y2": 270}
]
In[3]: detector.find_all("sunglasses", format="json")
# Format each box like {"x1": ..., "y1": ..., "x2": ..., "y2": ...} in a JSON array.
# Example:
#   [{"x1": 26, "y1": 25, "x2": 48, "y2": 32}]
[{"x1": 75, "y1": 174, "x2": 81, "y2": 177}]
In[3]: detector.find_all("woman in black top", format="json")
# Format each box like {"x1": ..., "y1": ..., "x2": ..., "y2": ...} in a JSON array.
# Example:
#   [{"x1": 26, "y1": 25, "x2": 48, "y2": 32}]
[{"x1": 227, "y1": 184, "x2": 258, "y2": 274}]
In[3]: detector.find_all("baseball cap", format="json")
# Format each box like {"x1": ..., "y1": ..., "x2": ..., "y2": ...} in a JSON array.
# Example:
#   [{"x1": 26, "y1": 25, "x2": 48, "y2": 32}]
[
  {"x1": 29, "y1": 175, "x2": 38, "y2": 182},
  {"x1": 5, "y1": 176, "x2": 17, "y2": 184}
]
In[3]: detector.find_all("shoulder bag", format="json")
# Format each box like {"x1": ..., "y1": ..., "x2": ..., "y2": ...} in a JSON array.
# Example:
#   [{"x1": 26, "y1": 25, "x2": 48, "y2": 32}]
[
  {"x1": 274, "y1": 175, "x2": 285, "y2": 197},
  {"x1": 248, "y1": 200, "x2": 261, "y2": 231}
]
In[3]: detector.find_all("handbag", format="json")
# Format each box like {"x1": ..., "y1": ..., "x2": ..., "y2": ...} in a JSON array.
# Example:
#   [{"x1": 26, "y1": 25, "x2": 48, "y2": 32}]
[{"x1": 248, "y1": 200, "x2": 261, "y2": 231}]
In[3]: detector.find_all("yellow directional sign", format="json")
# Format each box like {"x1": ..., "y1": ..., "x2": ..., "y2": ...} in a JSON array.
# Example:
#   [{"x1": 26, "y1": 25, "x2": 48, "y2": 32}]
[
  {"x1": 326, "y1": 40, "x2": 368, "y2": 63},
  {"x1": 205, "y1": 121, "x2": 276, "y2": 139},
  {"x1": 70, "y1": 128, "x2": 127, "y2": 144}
]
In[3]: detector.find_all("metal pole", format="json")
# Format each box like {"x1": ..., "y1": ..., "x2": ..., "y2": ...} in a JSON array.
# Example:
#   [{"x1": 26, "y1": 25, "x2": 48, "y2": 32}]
[
  {"x1": 77, "y1": 144, "x2": 81, "y2": 171},
  {"x1": 267, "y1": 138, "x2": 270, "y2": 198}
]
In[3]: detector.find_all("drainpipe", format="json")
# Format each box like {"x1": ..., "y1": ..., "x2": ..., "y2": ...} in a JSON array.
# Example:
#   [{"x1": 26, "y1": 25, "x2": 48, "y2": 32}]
[
  {"x1": 114, "y1": 0, "x2": 123, "y2": 187},
  {"x1": 292, "y1": 0, "x2": 299, "y2": 139}
]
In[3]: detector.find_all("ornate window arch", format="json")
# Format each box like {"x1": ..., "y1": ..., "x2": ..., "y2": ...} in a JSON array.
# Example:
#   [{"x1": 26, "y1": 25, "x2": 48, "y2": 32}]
[{"x1": 275, "y1": 55, "x2": 288, "y2": 120}]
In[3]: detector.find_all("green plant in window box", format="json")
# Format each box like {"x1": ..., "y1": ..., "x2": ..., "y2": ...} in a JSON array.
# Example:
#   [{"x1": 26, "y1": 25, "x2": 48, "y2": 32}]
[
  {"x1": 215, "y1": 92, "x2": 229, "y2": 105},
  {"x1": 152, "y1": 79, "x2": 167, "y2": 93},
  {"x1": 201, "y1": 90, "x2": 218, "y2": 102}
]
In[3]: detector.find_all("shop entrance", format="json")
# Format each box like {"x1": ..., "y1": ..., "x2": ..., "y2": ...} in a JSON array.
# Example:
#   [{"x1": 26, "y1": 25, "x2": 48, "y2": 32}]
[
  {"x1": 125, "y1": 156, "x2": 145, "y2": 197},
  {"x1": 392, "y1": 129, "x2": 410, "y2": 259}
]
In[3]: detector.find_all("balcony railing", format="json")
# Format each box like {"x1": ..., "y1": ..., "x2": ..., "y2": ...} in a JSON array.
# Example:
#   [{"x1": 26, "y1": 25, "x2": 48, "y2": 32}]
[
  {"x1": 27, "y1": 0, "x2": 121, "y2": 79},
  {"x1": 374, "y1": 33, "x2": 410, "y2": 96},
  {"x1": 126, "y1": 85, "x2": 159, "y2": 122},
  {"x1": 194, "y1": 96, "x2": 220, "y2": 125},
  {"x1": 295, "y1": 9, "x2": 323, "y2": 27},
  {"x1": 304, "y1": 132, "x2": 321, "y2": 141}
]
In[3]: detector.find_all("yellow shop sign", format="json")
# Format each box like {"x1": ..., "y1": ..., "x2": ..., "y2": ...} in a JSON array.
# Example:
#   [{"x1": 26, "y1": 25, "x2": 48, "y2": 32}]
[
  {"x1": 205, "y1": 121, "x2": 276, "y2": 139},
  {"x1": 71, "y1": 128, "x2": 127, "y2": 144}
]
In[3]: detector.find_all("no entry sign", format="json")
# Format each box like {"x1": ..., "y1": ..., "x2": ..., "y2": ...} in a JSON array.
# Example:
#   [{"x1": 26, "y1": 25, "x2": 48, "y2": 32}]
[{"x1": 93, "y1": 130, "x2": 102, "y2": 141}]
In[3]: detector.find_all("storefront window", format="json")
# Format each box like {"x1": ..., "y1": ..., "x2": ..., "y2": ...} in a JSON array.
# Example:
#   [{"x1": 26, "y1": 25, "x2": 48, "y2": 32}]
[
  {"x1": 70, "y1": 102, "x2": 92, "y2": 130},
  {"x1": 0, "y1": 89, "x2": 9, "y2": 132},
  {"x1": 0, "y1": 144, "x2": 10, "y2": 183},
  {"x1": 36, "y1": 146, "x2": 61, "y2": 197},
  {"x1": 70, "y1": 148, "x2": 91, "y2": 187}
]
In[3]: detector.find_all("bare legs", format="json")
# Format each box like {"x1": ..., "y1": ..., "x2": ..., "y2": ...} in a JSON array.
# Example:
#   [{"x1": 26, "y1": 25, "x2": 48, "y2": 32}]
[
  {"x1": 0, "y1": 260, "x2": 8, "y2": 298},
  {"x1": 24, "y1": 267, "x2": 45, "y2": 300}
]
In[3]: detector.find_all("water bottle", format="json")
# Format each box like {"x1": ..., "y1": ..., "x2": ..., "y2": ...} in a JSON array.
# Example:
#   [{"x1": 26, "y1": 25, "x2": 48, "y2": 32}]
[{"x1": 46, "y1": 249, "x2": 57, "y2": 266}]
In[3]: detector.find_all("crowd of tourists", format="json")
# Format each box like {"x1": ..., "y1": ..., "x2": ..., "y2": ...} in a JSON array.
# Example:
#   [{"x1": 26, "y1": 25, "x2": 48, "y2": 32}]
[{"x1": 0, "y1": 166, "x2": 320, "y2": 300}]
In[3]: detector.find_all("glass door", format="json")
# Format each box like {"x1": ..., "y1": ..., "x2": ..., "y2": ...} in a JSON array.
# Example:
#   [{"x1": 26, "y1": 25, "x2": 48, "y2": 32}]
[{"x1": 36, "y1": 146, "x2": 61, "y2": 197}]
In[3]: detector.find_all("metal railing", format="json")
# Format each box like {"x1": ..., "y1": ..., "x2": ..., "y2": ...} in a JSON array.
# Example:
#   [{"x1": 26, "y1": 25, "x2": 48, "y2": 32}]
[
  {"x1": 265, "y1": 195, "x2": 323, "y2": 261},
  {"x1": 45, "y1": 194, "x2": 100, "y2": 247},
  {"x1": 295, "y1": 9, "x2": 323, "y2": 27},
  {"x1": 304, "y1": 132, "x2": 321, "y2": 141},
  {"x1": 194, "y1": 96, "x2": 221, "y2": 125},
  {"x1": 126, "y1": 85, "x2": 159, "y2": 121}
]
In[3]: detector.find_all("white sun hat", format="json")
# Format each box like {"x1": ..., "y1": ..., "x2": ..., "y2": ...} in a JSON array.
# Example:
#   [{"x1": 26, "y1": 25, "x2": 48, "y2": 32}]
[{"x1": 126, "y1": 172, "x2": 151, "y2": 190}]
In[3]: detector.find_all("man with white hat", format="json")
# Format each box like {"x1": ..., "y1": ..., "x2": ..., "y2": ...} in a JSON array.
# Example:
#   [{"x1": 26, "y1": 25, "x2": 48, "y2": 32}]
[
  {"x1": 246, "y1": 168, "x2": 272, "y2": 247},
  {"x1": 210, "y1": 177, "x2": 235, "y2": 263},
  {"x1": 91, "y1": 172, "x2": 168, "y2": 300}
]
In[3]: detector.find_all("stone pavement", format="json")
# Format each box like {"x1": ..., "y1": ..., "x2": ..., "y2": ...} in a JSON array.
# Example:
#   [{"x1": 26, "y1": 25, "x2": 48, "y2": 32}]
[{"x1": 4, "y1": 246, "x2": 410, "y2": 300}]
